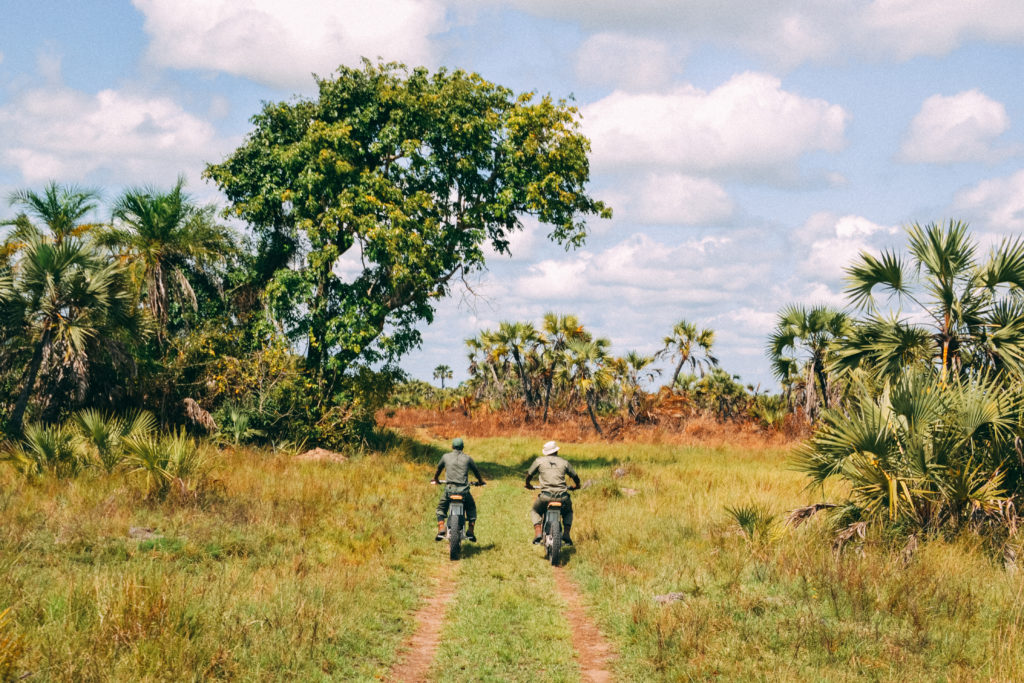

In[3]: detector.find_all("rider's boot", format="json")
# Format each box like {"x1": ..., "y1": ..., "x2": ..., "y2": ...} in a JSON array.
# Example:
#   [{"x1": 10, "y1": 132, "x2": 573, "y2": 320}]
[
  {"x1": 532, "y1": 523, "x2": 543, "y2": 544},
  {"x1": 435, "y1": 520, "x2": 446, "y2": 542},
  {"x1": 563, "y1": 522, "x2": 574, "y2": 546},
  {"x1": 467, "y1": 522, "x2": 477, "y2": 542}
]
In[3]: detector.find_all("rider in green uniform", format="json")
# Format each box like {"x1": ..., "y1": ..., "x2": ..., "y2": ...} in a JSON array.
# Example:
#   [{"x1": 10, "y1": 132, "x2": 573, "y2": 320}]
[
  {"x1": 525, "y1": 440, "x2": 580, "y2": 545},
  {"x1": 432, "y1": 437, "x2": 485, "y2": 542}
]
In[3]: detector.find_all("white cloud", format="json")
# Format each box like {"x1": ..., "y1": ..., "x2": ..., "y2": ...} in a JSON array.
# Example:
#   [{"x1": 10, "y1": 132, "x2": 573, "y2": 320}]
[
  {"x1": 795, "y1": 212, "x2": 898, "y2": 283},
  {"x1": 505, "y1": 0, "x2": 1024, "y2": 66},
  {"x1": 133, "y1": 0, "x2": 447, "y2": 89},
  {"x1": 953, "y1": 170, "x2": 1024, "y2": 233},
  {"x1": 901, "y1": 90, "x2": 1012, "y2": 164},
  {"x1": 863, "y1": 0, "x2": 1024, "y2": 60},
  {"x1": 574, "y1": 33, "x2": 676, "y2": 91},
  {"x1": 581, "y1": 72, "x2": 847, "y2": 177},
  {"x1": 515, "y1": 233, "x2": 760, "y2": 305},
  {"x1": 0, "y1": 86, "x2": 229, "y2": 186},
  {"x1": 602, "y1": 172, "x2": 733, "y2": 225}
]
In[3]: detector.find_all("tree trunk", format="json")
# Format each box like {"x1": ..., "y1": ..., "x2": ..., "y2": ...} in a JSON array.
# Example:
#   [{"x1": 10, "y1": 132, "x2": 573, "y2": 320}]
[
  {"x1": 673, "y1": 356, "x2": 686, "y2": 387},
  {"x1": 542, "y1": 378, "x2": 553, "y2": 422},
  {"x1": 585, "y1": 392, "x2": 603, "y2": 435},
  {"x1": 512, "y1": 350, "x2": 533, "y2": 406},
  {"x1": 9, "y1": 325, "x2": 51, "y2": 436},
  {"x1": 813, "y1": 356, "x2": 830, "y2": 411}
]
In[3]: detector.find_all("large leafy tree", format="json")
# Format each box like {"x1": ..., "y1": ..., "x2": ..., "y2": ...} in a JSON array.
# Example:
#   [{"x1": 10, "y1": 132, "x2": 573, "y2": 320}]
[
  {"x1": 839, "y1": 220, "x2": 1024, "y2": 380},
  {"x1": 205, "y1": 60, "x2": 609, "y2": 400},
  {"x1": 103, "y1": 178, "x2": 236, "y2": 343}
]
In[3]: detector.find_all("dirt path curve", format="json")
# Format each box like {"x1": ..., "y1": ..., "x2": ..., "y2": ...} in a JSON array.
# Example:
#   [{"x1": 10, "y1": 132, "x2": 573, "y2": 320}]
[{"x1": 553, "y1": 568, "x2": 616, "y2": 683}]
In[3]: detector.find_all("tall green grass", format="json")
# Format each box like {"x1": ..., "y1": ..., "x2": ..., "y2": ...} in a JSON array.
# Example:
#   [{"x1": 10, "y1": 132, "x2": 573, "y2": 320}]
[{"x1": 0, "y1": 446, "x2": 440, "y2": 680}]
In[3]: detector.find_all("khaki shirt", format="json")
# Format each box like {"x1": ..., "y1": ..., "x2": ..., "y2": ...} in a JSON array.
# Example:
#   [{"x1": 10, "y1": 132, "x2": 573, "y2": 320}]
[
  {"x1": 527, "y1": 454, "x2": 578, "y2": 494},
  {"x1": 435, "y1": 451, "x2": 480, "y2": 493}
]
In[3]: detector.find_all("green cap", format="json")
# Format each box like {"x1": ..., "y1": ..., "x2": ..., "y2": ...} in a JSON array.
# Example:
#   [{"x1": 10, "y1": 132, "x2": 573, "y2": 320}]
[{"x1": 452, "y1": 437, "x2": 464, "y2": 450}]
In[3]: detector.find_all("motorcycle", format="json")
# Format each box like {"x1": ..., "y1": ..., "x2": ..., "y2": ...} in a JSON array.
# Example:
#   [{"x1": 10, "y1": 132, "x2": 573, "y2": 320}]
[
  {"x1": 528, "y1": 485, "x2": 579, "y2": 566},
  {"x1": 433, "y1": 480, "x2": 484, "y2": 561}
]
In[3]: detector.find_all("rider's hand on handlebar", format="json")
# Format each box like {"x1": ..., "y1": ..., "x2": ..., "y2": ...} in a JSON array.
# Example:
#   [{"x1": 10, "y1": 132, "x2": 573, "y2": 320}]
[{"x1": 430, "y1": 479, "x2": 439, "y2": 485}]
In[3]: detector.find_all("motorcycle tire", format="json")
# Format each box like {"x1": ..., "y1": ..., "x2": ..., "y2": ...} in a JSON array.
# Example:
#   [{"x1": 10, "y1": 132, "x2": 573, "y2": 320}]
[
  {"x1": 548, "y1": 518, "x2": 562, "y2": 567},
  {"x1": 448, "y1": 513, "x2": 462, "y2": 561}
]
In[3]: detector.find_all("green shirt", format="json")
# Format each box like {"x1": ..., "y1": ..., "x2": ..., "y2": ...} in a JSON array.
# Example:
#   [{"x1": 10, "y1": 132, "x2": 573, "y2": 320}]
[
  {"x1": 527, "y1": 454, "x2": 578, "y2": 494},
  {"x1": 434, "y1": 451, "x2": 481, "y2": 493}
]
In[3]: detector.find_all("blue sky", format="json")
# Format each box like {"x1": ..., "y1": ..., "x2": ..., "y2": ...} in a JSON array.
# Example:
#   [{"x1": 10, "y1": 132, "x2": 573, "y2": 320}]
[{"x1": 4, "y1": 1, "x2": 1024, "y2": 389}]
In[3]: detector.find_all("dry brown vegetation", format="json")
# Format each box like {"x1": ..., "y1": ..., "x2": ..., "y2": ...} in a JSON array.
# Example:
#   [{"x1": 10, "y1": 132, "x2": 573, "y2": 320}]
[{"x1": 379, "y1": 404, "x2": 807, "y2": 451}]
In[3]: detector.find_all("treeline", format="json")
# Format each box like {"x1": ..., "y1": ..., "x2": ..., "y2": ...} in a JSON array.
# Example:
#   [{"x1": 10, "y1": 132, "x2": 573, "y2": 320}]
[{"x1": 399, "y1": 315, "x2": 789, "y2": 433}]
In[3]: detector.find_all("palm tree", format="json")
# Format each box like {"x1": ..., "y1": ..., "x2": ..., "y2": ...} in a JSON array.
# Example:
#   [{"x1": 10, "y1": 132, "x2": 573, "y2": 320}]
[
  {"x1": 839, "y1": 220, "x2": 1024, "y2": 380},
  {"x1": 767, "y1": 304, "x2": 848, "y2": 420},
  {"x1": 659, "y1": 319, "x2": 717, "y2": 386},
  {"x1": 6, "y1": 182, "x2": 101, "y2": 246},
  {"x1": 560, "y1": 338, "x2": 613, "y2": 434},
  {"x1": 103, "y1": 178, "x2": 235, "y2": 342},
  {"x1": 493, "y1": 320, "x2": 540, "y2": 406},
  {"x1": 614, "y1": 350, "x2": 659, "y2": 420},
  {"x1": 4, "y1": 234, "x2": 143, "y2": 435},
  {"x1": 537, "y1": 312, "x2": 590, "y2": 422},
  {"x1": 432, "y1": 364, "x2": 453, "y2": 388}
]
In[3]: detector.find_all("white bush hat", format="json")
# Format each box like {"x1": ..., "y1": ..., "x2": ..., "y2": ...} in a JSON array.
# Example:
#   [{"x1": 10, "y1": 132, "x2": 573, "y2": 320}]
[{"x1": 542, "y1": 440, "x2": 560, "y2": 456}]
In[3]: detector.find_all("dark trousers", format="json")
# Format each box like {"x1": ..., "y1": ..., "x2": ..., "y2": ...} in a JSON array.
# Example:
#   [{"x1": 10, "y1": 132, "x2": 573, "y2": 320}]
[
  {"x1": 436, "y1": 489, "x2": 477, "y2": 523},
  {"x1": 531, "y1": 491, "x2": 572, "y2": 528}
]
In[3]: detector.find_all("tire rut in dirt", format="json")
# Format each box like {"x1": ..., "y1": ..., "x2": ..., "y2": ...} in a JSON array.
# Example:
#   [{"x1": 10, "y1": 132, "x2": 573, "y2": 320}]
[{"x1": 553, "y1": 568, "x2": 616, "y2": 683}]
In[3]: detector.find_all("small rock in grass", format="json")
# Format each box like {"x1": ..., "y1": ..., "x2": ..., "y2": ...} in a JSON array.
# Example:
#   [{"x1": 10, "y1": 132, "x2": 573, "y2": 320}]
[
  {"x1": 621, "y1": 488, "x2": 638, "y2": 496},
  {"x1": 612, "y1": 467, "x2": 627, "y2": 478},
  {"x1": 581, "y1": 479, "x2": 596, "y2": 490},
  {"x1": 654, "y1": 592, "x2": 687, "y2": 605},
  {"x1": 128, "y1": 527, "x2": 161, "y2": 540}
]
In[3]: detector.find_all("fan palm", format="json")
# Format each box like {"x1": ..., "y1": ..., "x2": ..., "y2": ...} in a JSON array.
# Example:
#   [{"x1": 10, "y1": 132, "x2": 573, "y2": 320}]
[
  {"x1": 104, "y1": 178, "x2": 235, "y2": 342},
  {"x1": 840, "y1": 220, "x2": 1024, "y2": 380},
  {"x1": 4, "y1": 234, "x2": 143, "y2": 435},
  {"x1": 537, "y1": 312, "x2": 590, "y2": 421},
  {"x1": 659, "y1": 319, "x2": 717, "y2": 386},
  {"x1": 560, "y1": 337, "x2": 613, "y2": 434},
  {"x1": 767, "y1": 305, "x2": 848, "y2": 419},
  {"x1": 493, "y1": 320, "x2": 540, "y2": 406}
]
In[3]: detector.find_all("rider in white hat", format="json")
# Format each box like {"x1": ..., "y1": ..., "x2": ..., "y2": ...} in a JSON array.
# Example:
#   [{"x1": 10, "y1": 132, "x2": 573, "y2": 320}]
[{"x1": 524, "y1": 440, "x2": 581, "y2": 545}]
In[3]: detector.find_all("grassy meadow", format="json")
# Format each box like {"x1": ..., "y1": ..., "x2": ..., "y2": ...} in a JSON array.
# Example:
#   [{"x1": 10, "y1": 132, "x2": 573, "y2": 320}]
[{"x1": 2, "y1": 431, "x2": 1023, "y2": 681}]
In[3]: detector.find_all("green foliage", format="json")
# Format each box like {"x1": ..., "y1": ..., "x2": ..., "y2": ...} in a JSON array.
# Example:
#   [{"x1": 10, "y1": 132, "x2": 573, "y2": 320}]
[
  {"x1": 796, "y1": 370, "x2": 1021, "y2": 529},
  {"x1": 73, "y1": 408, "x2": 156, "y2": 473},
  {"x1": 214, "y1": 403, "x2": 266, "y2": 446},
  {"x1": 724, "y1": 503, "x2": 778, "y2": 542},
  {"x1": 838, "y1": 220, "x2": 1024, "y2": 380},
  {"x1": 5, "y1": 422, "x2": 83, "y2": 478},
  {"x1": 205, "y1": 60, "x2": 609, "y2": 390},
  {"x1": 123, "y1": 428, "x2": 208, "y2": 497}
]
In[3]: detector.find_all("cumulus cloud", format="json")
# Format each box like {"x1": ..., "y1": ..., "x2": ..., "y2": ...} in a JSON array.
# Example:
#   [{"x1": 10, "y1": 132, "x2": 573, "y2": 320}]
[
  {"x1": 952, "y1": 170, "x2": 1024, "y2": 233},
  {"x1": 515, "y1": 233, "x2": 761, "y2": 306},
  {"x1": 504, "y1": 0, "x2": 1024, "y2": 67},
  {"x1": 581, "y1": 72, "x2": 847, "y2": 177},
  {"x1": 795, "y1": 212, "x2": 899, "y2": 283},
  {"x1": 601, "y1": 172, "x2": 733, "y2": 225},
  {"x1": 133, "y1": 0, "x2": 447, "y2": 89},
  {"x1": 901, "y1": 90, "x2": 1013, "y2": 164},
  {"x1": 0, "y1": 86, "x2": 229, "y2": 186},
  {"x1": 574, "y1": 33, "x2": 677, "y2": 91}
]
